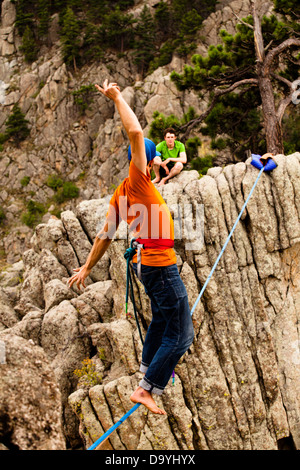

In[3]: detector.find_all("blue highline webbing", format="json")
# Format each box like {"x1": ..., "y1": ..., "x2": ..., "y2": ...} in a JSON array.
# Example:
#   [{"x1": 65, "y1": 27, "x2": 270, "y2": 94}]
[
  {"x1": 87, "y1": 165, "x2": 265, "y2": 450},
  {"x1": 190, "y1": 165, "x2": 264, "y2": 315},
  {"x1": 88, "y1": 403, "x2": 141, "y2": 450}
]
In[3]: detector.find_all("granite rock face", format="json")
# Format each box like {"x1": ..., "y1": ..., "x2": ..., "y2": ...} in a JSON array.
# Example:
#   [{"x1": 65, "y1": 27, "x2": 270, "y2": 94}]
[
  {"x1": 0, "y1": 0, "x2": 298, "y2": 451},
  {"x1": 1, "y1": 153, "x2": 300, "y2": 450}
]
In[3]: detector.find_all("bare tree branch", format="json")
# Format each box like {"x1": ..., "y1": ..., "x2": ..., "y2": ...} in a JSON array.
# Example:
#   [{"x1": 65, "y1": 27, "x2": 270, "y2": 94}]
[
  {"x1": 232, "y1": 11, "x2": 254, "y2": 30},
  {"x1": 179, "y1": 79, "x2": 258, "y2": 140},
  {"x1": 250, "y1": 0, "x2": 265, "y2": 63},
  {"x1": 277, "y1": 94, "x2": 293, "y2": 124},
  {"x1": 264, "y1": 38, "x2": 300, "y2": 72},
  {"x1": 264, "y1": 39, "x2": 274, "y2": 53},
  {"x1": 271, "y1": 73, "x2": 293, "y2": 88}
]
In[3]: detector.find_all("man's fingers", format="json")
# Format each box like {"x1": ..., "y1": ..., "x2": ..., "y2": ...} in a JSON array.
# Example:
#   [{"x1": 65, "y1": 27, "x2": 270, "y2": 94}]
[
  {"x1": 95, "y1": 81, "x2": 120, "y2": 96},
  {"x1": 68, "y1": 277, "x2": 75, "y2": 288},
  {"x1": 95, "y1": 84, "x2": 104, "y2": 94}
]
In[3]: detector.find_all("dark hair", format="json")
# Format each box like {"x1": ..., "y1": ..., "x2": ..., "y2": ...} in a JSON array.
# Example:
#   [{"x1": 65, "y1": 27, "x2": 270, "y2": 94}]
[{"x1": 163, "y1": 127, "x2": 176, "y2": 137}]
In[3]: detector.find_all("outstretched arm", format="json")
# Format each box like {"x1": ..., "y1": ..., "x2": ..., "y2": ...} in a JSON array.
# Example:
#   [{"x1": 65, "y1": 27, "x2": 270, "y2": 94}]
[
  {"x1": 95, "y1": 79, "x2": 147, "y2": 174},
  {"x1": 67, "y1": 220, "x2": 117, "y2": 290}
]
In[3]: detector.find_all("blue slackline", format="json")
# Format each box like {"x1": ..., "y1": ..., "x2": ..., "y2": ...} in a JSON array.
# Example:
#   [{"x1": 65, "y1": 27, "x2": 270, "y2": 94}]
[
  {"x1": 88, "y1": 160, "x2": 270, "y2": 450},
  {"x1": 190, "y1": 165, "x2": 264, "y2": 315},
  {"x1": 88, "y1": 403, "x2": 141, "y2": 450}
]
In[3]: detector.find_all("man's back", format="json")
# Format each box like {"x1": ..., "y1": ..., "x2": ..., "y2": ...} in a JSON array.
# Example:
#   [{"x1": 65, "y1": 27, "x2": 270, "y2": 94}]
[{"x1": 107, "y1": 161, "x2": 176, "y2": 266}]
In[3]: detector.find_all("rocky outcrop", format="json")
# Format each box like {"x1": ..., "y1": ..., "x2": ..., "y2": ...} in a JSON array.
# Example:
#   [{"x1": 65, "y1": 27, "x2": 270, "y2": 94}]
[
  {"x1": 0, "y1": 0, "x2": 299, "y2": 451},
  {"x1": 0, "y1": 0, "x2": 275, "y2": 264},
  {"x1": 0, "y1": 333, "x2": 65, "y2": 450},
  {"x1": 1, "y1": 153, "x2": 300, "y2": 450}
]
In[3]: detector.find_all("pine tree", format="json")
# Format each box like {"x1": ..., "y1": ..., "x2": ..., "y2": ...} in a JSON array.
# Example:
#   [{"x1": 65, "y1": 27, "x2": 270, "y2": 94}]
[
  {"x1": 101, "y1": 6, "x2": 135, "y2": 54},
  {"x1": 14, "y1": 0, "x2": 35, "y2": 36},
  {"x1": 171, "y1": 0, "x2": 300, "y2": 158},
  {"x1": 37, "y1": 0, "x2": 51, "y2": 38},
  {"x1": 133, "y1": 6, "x2": 155, "y2": 77},
  {"x1": 4, "y1": 105, "x2": 30, "y2": 146},
  {"x1": 19, "y1": 25, "x2": 38, "y2": 63},
  {"x1": 60, "y1": 6, "x2": 81, "y2": 70}
]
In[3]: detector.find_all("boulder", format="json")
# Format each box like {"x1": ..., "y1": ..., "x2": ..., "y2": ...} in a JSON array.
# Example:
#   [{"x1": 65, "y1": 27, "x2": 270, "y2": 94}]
[{"x1": 0, "y1": 333, "x2": 65, "y2": 450}]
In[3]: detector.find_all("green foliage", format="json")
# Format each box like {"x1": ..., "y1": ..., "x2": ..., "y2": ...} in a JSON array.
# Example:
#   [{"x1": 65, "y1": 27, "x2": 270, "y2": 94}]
[
  {"x1": 21, "y1": 199, "x2": 46, "y2": 227},
  {"x1": 149, "y1": 111, "x2": 181, "y2": 144},
  {"x1": 170, "y1": 6, "x2": 300, "y2": 159},
  {"x1": 273, "y1": 0, "x2": 300, "y2": 33},
  {"x1": 12, "y1": 1, "x2": 217, "y2": 73},
  {"x1": 100, "y1": 7, "x2": 136, "y2": 53},
  {"x1": 148, "y1": 0, "x2": 217, "y2": 72},
  {"x1": 19, "y1": 25, "x2": 38, "y2": 63},
  {"x1": 60, "y1": 7, "x2": 81, "y2": 69},
  {"x1": 133, "y1": 6, "x2": 155, "y2": 76},
  {"x1": 46, "y1": 174, "x2": 63, "y2": 191},
  {"x1": 149, "y1": 107, "x2": 199, "y2": 144},
  {"x1": 54, "y1": 181, "x2": 79, "y2": 204},
  {"x1": 4, "y1": 105, "x2": 30, "y2": 146},
  {"x1": 20, "y1": 176, "x2": 30, "y2": 187},
  {"x1": 185, "y1": 136, "x2": 202, "y2": 162},
  {"x1": 72, "y1": 84, "x2": 95, "y2": 115},
  {"x1": 73, "y1": 358, "x2": 102, "y2": 387},
  {"x1": 191, "y1": 154, "x2": 215, "y2": 175},
  {"x1": 82, "y1": 24, "x2": 104, "y2": 62},
  {"x1": 37, "y1": 0, "x2": 51, "y2": 37},
  {"x1": 13, "y1": 0, "x2": 35, "y2": 36},
  {"x1": 149, "y1": 108, "x2": 205, "y2": 169},
  {"x1": 46, "y1": 174, "x2": 79, "y2": 203},
  {"x1": 0, "y1": 206, "x2": 6, "y2": 225},
  {"x1": 282, "y1": 110, "x2": 300, "y2": 154},
  {"x1": 201, "y1": 90, "x2": 264, "y2": 159}
]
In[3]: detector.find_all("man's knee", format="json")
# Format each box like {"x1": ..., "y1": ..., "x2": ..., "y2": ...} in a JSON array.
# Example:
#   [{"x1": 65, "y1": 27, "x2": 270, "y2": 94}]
[
  {"x1": 153, "y1": 156, "x2": 162, "y2": 166},
  {"x1": 174, "y1": 162, "x2": 183, "y2": 172}
]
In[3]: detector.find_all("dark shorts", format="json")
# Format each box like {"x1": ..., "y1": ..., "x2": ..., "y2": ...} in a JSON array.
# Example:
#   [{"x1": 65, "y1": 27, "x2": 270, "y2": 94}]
[{"x1": 159, "y1": 161, "x2": 175, "y2": 178}]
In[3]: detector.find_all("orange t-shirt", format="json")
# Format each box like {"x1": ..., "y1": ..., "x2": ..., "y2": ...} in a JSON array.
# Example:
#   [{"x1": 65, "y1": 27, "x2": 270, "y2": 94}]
[{"x1": 106, "y1": 161, "x2": 176, "y2": 266}]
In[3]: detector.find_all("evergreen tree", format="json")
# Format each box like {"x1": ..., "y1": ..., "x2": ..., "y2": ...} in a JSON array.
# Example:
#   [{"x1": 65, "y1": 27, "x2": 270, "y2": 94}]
[
  {"x1": 171, "y1": 0, "x2": 300, "y2": 158},
  {"x1": 149, "y1": 0, "x2": 217, "y2": 72},
  {"x1": 85, "y1": 0, "x2": 108, "y2": 22},
  {"x1": 60, "y1": 6, "x2": 81, "y2": 69},
  {"x1": 153, "y1": 1, "x2": 172, "y2": 43},
  {"x1": 4, "y1": 105, "x2": 30, "y2": 146},
  {"x1": 133, "y1": 6, "x2": 155, "y2": 77},
  {"x1": 101, "y1": 6, "x2": 135, "y2": 53},
  {"x1": 14, "y1": 0, "x2": 35, "y2": 36},
  {"x1": 37, "y1": 0, "x2": 51, "y2": 38},
  {"x1": 19, "y1": 25, "x2": 38, "y2": 63}
]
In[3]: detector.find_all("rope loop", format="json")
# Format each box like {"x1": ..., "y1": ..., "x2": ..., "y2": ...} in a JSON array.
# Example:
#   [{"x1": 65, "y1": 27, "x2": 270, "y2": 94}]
[{"x1": 124, "y1": 239, "x2": 137, "y2": 261}]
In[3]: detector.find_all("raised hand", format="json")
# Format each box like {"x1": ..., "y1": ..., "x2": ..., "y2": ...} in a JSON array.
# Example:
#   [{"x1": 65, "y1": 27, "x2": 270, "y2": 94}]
[{"x1": 95, "y1": 79, "x2": 121, "y2": 101}]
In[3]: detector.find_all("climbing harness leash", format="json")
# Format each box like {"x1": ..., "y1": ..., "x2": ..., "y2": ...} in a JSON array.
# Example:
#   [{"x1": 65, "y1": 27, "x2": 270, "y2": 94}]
[{"x1": 87, "y1": 154, "x2": 277, "y2": 450}]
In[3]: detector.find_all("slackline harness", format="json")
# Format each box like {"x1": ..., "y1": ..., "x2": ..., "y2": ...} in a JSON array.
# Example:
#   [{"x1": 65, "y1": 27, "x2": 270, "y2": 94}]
[{"x1": 88, "y1": 154, "x2": 277, "y2": 450}]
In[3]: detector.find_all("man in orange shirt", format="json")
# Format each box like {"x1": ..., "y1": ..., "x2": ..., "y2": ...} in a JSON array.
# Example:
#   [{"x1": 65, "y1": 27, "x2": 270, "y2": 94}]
[{"x1": 68, "y1": 80, "x2": 194, "y2": 415}]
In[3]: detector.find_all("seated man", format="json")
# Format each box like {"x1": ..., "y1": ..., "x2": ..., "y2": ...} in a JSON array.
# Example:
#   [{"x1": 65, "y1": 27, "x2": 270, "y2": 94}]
[{"x1": 152, "y1": 127, "x2": 187, "y2": 186}]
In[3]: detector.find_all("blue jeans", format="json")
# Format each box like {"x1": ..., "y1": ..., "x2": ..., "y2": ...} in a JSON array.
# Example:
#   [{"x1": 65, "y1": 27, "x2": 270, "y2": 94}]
[{"x1": 132, "y1": 263, "x2": 194, "y2": 395}]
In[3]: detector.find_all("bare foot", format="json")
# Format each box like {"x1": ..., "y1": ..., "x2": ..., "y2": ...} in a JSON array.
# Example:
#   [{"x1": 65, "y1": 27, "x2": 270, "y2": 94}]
[
  {"x1": 152, "y1": 177, "x2": 160, "y2": 184},
  {"x1": 130, "y1": 387, "x2": 166, "y2": 415},
  {"x1": 158, "y1": 177, "x2": 168, "y2": 187}
]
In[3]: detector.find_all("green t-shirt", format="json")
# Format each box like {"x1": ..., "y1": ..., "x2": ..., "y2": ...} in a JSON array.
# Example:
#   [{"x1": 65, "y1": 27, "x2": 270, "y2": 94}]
[{"x1": 156, "y1": 140, "x2": 185, "y2": 162}]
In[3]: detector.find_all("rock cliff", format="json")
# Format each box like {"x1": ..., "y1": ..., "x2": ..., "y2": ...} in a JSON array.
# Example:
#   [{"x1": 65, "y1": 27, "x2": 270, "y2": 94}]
[
  {"x1": 1, "y1": 0, "x2": 299, "y2": 452},
  {"x1": 1, "y1": 153, "x2": 300, "y2": 450},
  {"x1": 0, "y1": 0, "x2": 273, "y2": 263}
]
